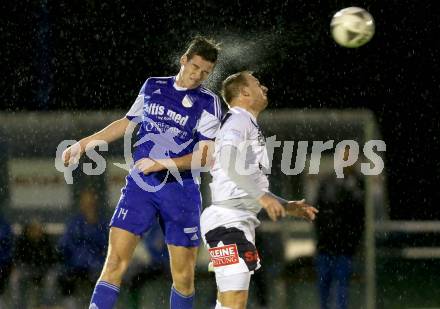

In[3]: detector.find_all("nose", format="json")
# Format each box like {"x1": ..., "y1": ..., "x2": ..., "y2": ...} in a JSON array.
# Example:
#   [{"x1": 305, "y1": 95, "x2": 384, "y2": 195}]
[{"x1": 262, "y1": 85, "x2": 268, "y2": 94}]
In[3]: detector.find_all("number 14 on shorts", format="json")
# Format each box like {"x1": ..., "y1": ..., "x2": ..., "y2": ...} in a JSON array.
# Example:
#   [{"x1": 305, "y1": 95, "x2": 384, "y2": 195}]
[{"x1": 117, "y1": 208, "x2": 128, "y2": 220}]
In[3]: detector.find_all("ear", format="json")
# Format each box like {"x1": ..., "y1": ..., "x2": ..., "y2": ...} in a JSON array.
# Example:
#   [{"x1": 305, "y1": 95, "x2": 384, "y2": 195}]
[
  {"x1": 240, "y1": 85, "x2": 251, "y2": 97},
  {"x1": 180, "y1": 54, "x2": 188, "y2": 66}
]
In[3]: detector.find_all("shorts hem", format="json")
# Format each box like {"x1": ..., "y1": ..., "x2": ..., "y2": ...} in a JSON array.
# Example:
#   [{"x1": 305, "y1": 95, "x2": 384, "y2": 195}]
[
  {"x1": 166, "y1": 240, "x2": 200, "y2": 248},
  {"x1": 110, "y1": 223, "x2": 143, "y2": 237}
]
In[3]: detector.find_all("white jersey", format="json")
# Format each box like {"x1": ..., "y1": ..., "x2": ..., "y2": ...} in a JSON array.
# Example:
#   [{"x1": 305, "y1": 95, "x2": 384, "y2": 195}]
[{"x1": 209, "y1": 107, "x2": 270, "y2": 209}]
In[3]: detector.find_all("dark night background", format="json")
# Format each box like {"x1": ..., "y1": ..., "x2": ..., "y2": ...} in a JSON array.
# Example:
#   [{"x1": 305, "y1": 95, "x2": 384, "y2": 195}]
[{"x1": 1, "y1": 0, "x2": 439, "y2": 220}]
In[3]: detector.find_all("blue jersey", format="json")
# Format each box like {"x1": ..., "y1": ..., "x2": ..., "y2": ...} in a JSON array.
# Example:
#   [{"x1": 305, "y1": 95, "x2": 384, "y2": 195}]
[
  {"x1": 125, "y1": 76, "x2": 221, "y2": 186},
  {"x1": 126, "y1": 76, "x2": 221, "y2": 160}
]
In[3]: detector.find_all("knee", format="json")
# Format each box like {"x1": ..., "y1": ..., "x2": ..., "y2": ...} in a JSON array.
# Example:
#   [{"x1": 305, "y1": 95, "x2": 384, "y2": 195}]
[
  {"x1": 173, "y1": 266, "x2": 194, "y2": 283},
  {"x1": 172, "y1": 267, "x2": 194, "y2": 294},
  {"x1": 101, "y1": 254, "x2": 130, "y2": 283}
]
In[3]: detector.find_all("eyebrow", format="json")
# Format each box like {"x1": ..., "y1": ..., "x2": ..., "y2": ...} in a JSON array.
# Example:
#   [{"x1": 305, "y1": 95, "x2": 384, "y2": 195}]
[{"x1": 191, "y1": 62, "x2": 210, "y2": 74}]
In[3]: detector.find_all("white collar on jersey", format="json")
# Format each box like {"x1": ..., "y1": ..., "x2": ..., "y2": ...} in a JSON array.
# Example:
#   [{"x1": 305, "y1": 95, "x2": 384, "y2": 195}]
[
  {"x1": 172, "y1": 75, "x2": 203, "y2": 91},
  {"x1": 171, "y1": 75, "x2": 187, "y2": 91},
  {"x1": 173, "y1": 83, "x2": 188, "y2": 91},
  {"x1": 230, "y1": 106, "x2": 257, "y2": 123}
]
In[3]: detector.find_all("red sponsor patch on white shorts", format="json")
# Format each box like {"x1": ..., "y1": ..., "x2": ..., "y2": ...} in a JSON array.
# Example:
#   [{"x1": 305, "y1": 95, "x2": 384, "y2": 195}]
[{"x1": 208, "y1": 244, "x2": 239, "y2": 267}]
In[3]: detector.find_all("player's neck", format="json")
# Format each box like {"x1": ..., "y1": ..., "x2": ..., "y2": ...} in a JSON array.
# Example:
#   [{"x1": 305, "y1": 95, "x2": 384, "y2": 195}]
[
  {"x1": 175, "y1": 72, "x2": 197, "y2": 89},
  {"x1": 232, "y1": 103, "x2": 260, "y2": 119},
  {"x1": 248, "y1": 108, "x2": 260, "y2": 119},
  {"x1": 174, "y1": 74, "x2": 187, "y2": 88}
]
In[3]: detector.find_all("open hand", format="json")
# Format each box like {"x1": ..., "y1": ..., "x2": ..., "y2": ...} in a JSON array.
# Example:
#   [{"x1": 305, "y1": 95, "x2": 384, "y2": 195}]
[
  {"x1": 285, "y1": 199, "x2": 318, "y2": 222},
  {"x1": 258, "y1": 194, "x2": 286, "y2": 222}
]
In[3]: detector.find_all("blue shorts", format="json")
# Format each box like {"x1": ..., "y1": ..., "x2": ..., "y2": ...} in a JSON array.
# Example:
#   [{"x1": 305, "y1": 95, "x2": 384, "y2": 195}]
[{"x1": 110, "y1": 176, "x2": 202, "y2": 247}]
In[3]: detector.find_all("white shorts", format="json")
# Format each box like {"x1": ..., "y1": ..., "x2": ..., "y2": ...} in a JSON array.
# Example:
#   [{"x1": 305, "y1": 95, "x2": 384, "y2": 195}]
[
  {"x1": 216, "y1": 271, "x2": 251, "y2": 292},
  {"x1": 201, "y1": 206, "x2": 261, "y2": 287}
]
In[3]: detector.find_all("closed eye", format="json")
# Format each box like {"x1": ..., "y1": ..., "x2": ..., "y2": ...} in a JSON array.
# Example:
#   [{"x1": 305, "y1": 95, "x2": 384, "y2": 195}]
[{"x1": 191, "y1": 62, "x2": 211, "y2": 75}]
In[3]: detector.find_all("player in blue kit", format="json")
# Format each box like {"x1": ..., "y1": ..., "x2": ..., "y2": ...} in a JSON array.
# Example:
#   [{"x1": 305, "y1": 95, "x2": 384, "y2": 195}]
[{"x1": 62, "y1": 36, "x2": 221, "y2": 309}]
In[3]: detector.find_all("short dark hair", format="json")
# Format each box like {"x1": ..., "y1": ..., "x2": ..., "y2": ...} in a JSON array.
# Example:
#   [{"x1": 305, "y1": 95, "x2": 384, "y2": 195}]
[
  {"x1": 185, "y1": 36, "x2": 220, "y2": 63},
  {"x1": 221, "y1": 71, "x2": 252, "y2": 105}
]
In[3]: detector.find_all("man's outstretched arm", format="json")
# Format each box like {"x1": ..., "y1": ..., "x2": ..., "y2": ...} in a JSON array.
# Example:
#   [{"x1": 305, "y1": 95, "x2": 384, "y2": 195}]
[
  {"x1": 63, "y1": 117, "x2": 132, "y2": 166},
  {"x1": 219, "y1": 144, "x2": 318, "y2": 222},
  {"x1": 218, "y1": 144, "x2": 288, "y2": 222}
]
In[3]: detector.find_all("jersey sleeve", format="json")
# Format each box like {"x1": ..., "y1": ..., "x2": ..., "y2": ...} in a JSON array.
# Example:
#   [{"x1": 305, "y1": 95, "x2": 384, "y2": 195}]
[
  {"x1": 126, "y1": 80, "x2": 147, "y2": 120},
  {"x1": 195, "y1": 92, "x2": 222, "y2": 141}
]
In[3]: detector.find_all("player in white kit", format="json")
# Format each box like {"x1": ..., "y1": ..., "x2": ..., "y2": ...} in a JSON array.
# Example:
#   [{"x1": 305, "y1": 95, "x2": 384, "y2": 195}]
[{"x1": 200, "y1": 71, "x2": 318, "y2": 309}]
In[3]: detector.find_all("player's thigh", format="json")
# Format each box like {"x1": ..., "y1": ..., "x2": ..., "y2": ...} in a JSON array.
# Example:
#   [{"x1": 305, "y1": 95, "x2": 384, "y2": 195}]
[
  {"x1": 167, "y1": 244, "x2": 198, "y2": 273},
  {"x1": 219, "y1": 291, "x2": 248, "y2": 309},
  {"x1": 205, "y1": 225, "x2": 261, "y2": 274},
  {"x1": 217, "y1": 273, "x2": 250, "y2": 309},
  {"x1": 105, "y1": 227, "x2": 140, "y2": 267}
]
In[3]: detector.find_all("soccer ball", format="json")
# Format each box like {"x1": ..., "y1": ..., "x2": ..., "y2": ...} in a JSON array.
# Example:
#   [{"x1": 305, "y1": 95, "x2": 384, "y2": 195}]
[{"x1": 330, "y1": 7, "x2": 375, "y2": 48}]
